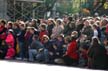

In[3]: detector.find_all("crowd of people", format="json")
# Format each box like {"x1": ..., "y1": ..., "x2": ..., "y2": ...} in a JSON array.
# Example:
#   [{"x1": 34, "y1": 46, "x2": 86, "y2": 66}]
[{"x1": 0, "y1": 15, "x2": 108, "y2": 70}]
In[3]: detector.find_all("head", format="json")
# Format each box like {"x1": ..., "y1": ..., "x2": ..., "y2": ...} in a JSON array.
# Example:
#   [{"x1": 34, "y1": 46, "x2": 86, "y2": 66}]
[
  {"x1": 64, "y1": 36, "x2": 71, "y2": 44},
  {"x1": 56, "y1": 20, "x2": 62, "y2": 26},
  {"x1": 6, "y1": 21, "x2": 13, "y2": 29},
  {"x1": 29, "y1": 27, "x2": 36, "y2": 34},
  {"x1": 31, "y1": 19, "x2": 37, "y2": 24},
  {"x1": 71, "y1": 31, "x2": 78, "y2": 40},
  {"x1": 19, "y1": 21, "x2": 26, "y2": 30},
  {"x1": 0, "y1": 20, "x2": 6, "y2": 27},
  {"x1": 32, "y1": 34, "x2": 39, "y2": 41},
  {"x1": 13, "y1": 22, "x2": 19, "y2": 29},
  {"x1": 47, "y1": 18, "x2": 53, "y2": 25},
  {"x1": 84, "y1": 20, "x2": 90, "y2": 27},
  {"x1": 68, "y1": 16, "x2": 73, "y2": 22},
  {"x1": 91, "y1": 36, "x2": 100, "y2": 46},
  {"x1": 8, "y1": 29, "x2": 14, "y2": 34},
  {"x1": 39, "y1": 24, "x2": 46, "y2": 31},
  {"x1": 92, "y1": 24, "x2": 97, "y2": 30},
  {"x1": 42, "y1": 35, "x2": 49, "y2": 43},
  {"x1": 57, "y1": 34, "x2": 64, "y2": 41}
]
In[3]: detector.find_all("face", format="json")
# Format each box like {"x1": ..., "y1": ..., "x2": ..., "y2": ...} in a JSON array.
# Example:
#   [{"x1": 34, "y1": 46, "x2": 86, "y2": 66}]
[
  {"x1": 13, "y1": 25, "x2": 17, "y2": 29},
  {"x1": 39, "y1": 26, "x2": 44, "y2": 31},
  {"x1": 64, "y1": 38, "x2": 68, "y2": 44},
  {"x1": 0, "y1": 23, "x2": 4, "y2": 27},
  {"x1": 43, "y1": 37, "x2": 48, "y2": 43},
  {"x1": 57, "y1": 36, "x2": 63, "y2": 41},
  {"x1": 47, "y1": 20, "x2": 52, "y2": 25},
  {"x1": 30, "y1": 29, "x2": 34, "y2": 34},
  {"x1": 6, "y1": 23, "x2": 12, "y2": 29},
  {"x1": 19, "y1": 24, "x2": 25, "y2": 30},
  {"x1": 84, "y1": 21, "x2": 89, "y2": 26}
]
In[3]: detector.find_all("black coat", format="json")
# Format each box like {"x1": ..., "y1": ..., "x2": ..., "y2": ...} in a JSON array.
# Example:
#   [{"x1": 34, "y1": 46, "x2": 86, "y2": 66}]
[{"x1": 88, "y1": 45, "x2": 108, "y2": 69}]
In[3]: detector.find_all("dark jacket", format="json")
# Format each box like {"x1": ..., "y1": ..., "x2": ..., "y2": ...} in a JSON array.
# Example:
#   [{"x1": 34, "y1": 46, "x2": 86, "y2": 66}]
[
  {"x1": 88, "y1": 45, "x2": 108, "y2": 69},
  {"x1": 30, "y1": 40, "x2": 44, "y2": 50},
  {"x1": 47, "y1": 24, "x2": 54, "y2": 37},
  {"x1": 64, "y1": 21, "x2": 76, "y2": 35},
  {"x1": 17, "y1": 29, "x2": 26, "y2": 42},
  {"x1": 82, "y1": 26, "x2": 93, "y2": 40}
]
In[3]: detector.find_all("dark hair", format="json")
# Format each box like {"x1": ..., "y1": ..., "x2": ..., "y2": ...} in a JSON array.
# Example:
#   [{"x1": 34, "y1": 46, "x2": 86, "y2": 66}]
[
  {"x1": 41, "y1": 25, "x2": 46, "y2": 29},
  {"x1": 65, "y1": 36, "x2": 71, "y2": 43},
  {"x1": 93, "y1": 24, "x2": 97, "y2": 28},
  {"x1": 92, "y1": 38, "x2": 100, "y2": 47},
  {"x1": 68, "y1": 16, "x2": 73, "y2": 21},
  {"x1": 57, "y1": 20, "x2": 62, "y2": 25},
  {"x1": 0, "y1": 20, "x2": 6, "y2": 25},
  {"x1": 8, "y1": 23, "x2": 13, "y2": 28}
]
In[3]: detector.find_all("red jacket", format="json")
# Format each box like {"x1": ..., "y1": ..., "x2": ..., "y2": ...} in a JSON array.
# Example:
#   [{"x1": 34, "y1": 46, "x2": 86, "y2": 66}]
[
  {"x1": 5, "y1": 33, "x2": 15, "y2": 59},
  {"x1": 66, "y1": 40, "x2": 79, "y2": 60}
]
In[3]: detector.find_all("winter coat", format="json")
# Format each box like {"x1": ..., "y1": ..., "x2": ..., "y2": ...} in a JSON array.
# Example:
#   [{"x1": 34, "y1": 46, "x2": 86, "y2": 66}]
[
  {"x1": 82, "y1": 26, "x2": 93, "y2": 40},
  {"x1": 17, "y1": 29, "x2": 26, "y2": 42},
  {"x1": 88, "y1": 44, "x2": 108, "y2": 69},
  {"x1": 51, "y1": 25, "x2": 63, "y2": 39},
  {"x1": 64, "y1": 21, "x2": 76, "y2": 35},
  {"x1": 47, "y1": 24, "x2": 54, "y2": 37},
  {"x1": 5, "y1": 33, "x2": 15, "y2": 59},
  {"x1": 66, "y1": 40, "x2": 79, "y2": 60}
]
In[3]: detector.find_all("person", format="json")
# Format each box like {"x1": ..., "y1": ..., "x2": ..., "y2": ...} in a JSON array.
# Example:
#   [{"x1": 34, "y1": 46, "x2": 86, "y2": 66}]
[
  {"x1": 39, "y1": 24, "x2": 48, "y2": 43},
  {"x1": 81, "y1": 20, "x2": 93, "y2": 40},
  {"x1": 17, "y1": 22, "x2": 26, "y2": 59},
  {"x1": 79, "y1": 34, "x2": 90, "y2": 67},
  {"x1": 0, "y1": 40, "x2": 8, "y2": 59},
  {"x1": 62, "y1": 36, "x2": 71, "y2": 54},
  {"x1": 53, "y1": 34, "x2": 64, "y2": 57},
  {"x1": 88, "y1": 37, "x2": 108, "y2": 69},
  {"x1": 47, "y1": 19, "x2": 55, "y2": 38},
  {"x1": 6, "y1": 21, "x2": 13, "y2": 30},
  {"x1": 31, "y1": 19, "x2": 39, "y2": 29},
  {"x1": 63, "y1": 17, "x2": 76, "y2": 36},
  {"x1": 28, "y1": 34, "x2": 44, "y2": 62},
  {"x1": 0, "y1": 20, "x2": 7, "y2": 46},
  {"x1": 41, "y1": 35, "x2": 53, "y2": 63},
  {"x1": 51, "y1": 20, "x2": 64, "y2": 39},
  {"x1": 5, "y1": 29, "x2": 15, "y2": 59},
  {"x1": 62, "y1": 31, "x2": 79, "y2": 66}
]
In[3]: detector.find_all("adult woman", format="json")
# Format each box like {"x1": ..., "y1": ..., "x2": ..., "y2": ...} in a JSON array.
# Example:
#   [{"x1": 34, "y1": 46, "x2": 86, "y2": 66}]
[
  {"x1": 63, "y1": 31, "x2": 79, "y2": 66},
  {"x1": 88, "y1": 37, "x2": 108, "y2": 70}
]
